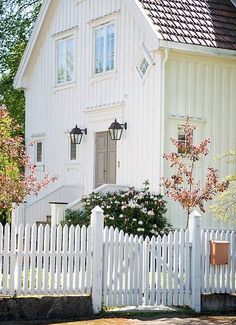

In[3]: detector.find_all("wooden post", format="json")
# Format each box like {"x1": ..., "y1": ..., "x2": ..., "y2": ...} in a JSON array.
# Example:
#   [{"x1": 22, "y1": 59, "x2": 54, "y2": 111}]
[
  {"x1": 91, "y1": 206, "x2": 104, "y2": 314},
  {"x1": 50, "y1": 202, "x2": 67, "y2": 226},
  {"x1": 189, "y1": 210, "x2": 202, "y2": 312}
]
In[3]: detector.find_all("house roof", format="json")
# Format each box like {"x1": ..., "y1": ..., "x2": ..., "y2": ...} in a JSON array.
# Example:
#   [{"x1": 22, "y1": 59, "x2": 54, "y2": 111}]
[{"x1": 138, "y1": 0, "x2": 236, "y2": 51}]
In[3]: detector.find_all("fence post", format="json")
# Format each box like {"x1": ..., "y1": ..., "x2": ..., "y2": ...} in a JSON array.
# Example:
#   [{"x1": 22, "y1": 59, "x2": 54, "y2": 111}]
[
  {"x1": 49, "y1": 202, "x2": 68, "y2": 226},
  {"x1": 189, "y1": 210, "x2": 202, "y2": 312},
  {"x1": 91, "y1": 206, "x2": 104, "y2": 314}
]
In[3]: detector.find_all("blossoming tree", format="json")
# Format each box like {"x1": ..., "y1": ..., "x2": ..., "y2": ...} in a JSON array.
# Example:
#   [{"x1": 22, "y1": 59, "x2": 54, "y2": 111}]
[
  {"x1": 162, "y1": 117, "x2": 229, "y2": 228},
  {"x1": 211, "y1": 150, "x2": 236, "y2": 223},
  {"x1": 0, "y1": 106, "x2": 57, "y2": 222}
]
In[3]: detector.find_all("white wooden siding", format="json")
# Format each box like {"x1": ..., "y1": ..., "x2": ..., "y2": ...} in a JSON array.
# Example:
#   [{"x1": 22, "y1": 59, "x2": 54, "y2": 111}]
[
  {"x1": 164, "y1": 52, "x2": 236, "y2": 230},
  {"x1": 25, "y1": 0, "x2": 163, "y2": 204}
]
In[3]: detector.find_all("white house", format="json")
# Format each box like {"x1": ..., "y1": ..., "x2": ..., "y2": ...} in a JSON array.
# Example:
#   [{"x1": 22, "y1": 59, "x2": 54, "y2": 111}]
[{"x1": 14, "y1": 0, "x2": 236, "y2": 230}]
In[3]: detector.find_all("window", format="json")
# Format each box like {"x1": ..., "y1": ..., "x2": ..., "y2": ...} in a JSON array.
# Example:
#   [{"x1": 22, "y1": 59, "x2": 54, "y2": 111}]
[
  {"x1": 36, "y1": 141, "x2": 43, "y2": 163},
  {"x1": 56, "y1": 36, "x2": 75, "y2": 85},
  {"x1": 137, "y1": 56, "x2": 149, "y2": 79},
  {"x1": 70, "y1": 142, "x2": 77, "y2": 161},
  {"x1": 94, "y1": 22, "x2": 115, "y2": 74},
  {"x1": 177, "y1": 125, "x2": 193, "y2": 155}
]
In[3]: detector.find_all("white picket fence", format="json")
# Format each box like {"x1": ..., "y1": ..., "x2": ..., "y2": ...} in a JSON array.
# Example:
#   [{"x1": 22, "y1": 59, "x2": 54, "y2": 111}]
[
  {"x1": 201, "y1": 229, "x2": 235, "y2": 294},
  {"x1": 0, "y1": 207, "x2": 235, "y2": 314},
  {"x1": 0, "y1": 223, "x2": 93, "y2": 296}
]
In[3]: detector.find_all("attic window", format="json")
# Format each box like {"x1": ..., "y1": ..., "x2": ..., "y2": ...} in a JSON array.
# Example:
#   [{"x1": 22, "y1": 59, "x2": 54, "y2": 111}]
[{"x1": 137, "y1": 56, "x2": 149, "y2": 79}]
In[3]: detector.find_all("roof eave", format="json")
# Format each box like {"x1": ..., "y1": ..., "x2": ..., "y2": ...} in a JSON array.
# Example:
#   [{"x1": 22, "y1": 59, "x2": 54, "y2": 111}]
[
  {"x1": 14, "y1": 0, "x2": 52, "y2": 90},
  {"x1": 160, "y1": 40, "x2": 236, "y2": 58}
]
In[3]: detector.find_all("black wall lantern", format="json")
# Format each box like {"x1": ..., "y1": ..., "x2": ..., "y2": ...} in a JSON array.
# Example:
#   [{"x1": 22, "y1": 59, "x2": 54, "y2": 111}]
[
  {"x1": 70, "y1": 125, "x2": 87, "y2": 144},
  {"x1": 108, "y1": 119, "x2": 127, "y2": 141}
]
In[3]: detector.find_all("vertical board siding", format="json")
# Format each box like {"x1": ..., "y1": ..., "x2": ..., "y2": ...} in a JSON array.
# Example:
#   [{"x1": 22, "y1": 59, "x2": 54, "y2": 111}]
[
  {"x1": 25, "y1": 0, "x2": 163, "y2": 218},
  {"x1": 165, "y1": 54, "x2": 236, "y2": 231},
  {"x1": 0, "y1": 223, "x2": 93, "y2": 296},
  {"x1": 201, "y1": 230, "x2": 236, "y2": 294}
]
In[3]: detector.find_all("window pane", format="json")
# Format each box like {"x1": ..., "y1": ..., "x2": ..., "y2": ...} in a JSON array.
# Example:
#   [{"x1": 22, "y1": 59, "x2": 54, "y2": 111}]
[
  {"x1": 138, "y1": 57, "x2": 149, "y2": 78},
  {"x1": 66, "y1": 38, "x2": 74, "y2": 82},
  {"x1": 106, "y1": 24, "x2": 115, "y2": 71},
  {"x1": 36, "y1": 142, "x2": 42, "y2": 163},
  {"x1": 70, "y1": 142, "x2": 77, "y2": 161},
  {"x1": 95, "y1": 28, "x2": 104, "y2": 74},
  {"x1": 56, "y1": 41, "x2": 66, "y2": 84},
  {"x1": 56, "y1": 37, "x2": 75, "y2": 85}
]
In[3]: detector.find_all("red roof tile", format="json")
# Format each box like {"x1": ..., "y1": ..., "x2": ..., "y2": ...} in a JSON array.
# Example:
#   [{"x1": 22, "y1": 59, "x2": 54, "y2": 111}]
[{"x1": 138, "y1": 0, "x2": 236, "y2": 50}]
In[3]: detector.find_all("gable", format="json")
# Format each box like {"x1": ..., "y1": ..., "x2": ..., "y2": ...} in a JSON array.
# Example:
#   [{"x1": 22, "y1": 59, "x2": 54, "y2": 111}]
[{"x1": 138, "y1": 0, "x2": 236, "y2": 51}]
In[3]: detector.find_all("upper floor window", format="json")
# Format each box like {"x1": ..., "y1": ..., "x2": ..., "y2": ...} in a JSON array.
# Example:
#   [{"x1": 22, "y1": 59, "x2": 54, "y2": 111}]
[
  {"x1": 35, "y1": 141, "x2": 43, "y2": 163},
  {"x1": 56, "y1": 36, "x2": 75, "y2": 85},
  {"x1": 94, "y1": 22, "x2": 115, "y2": 75},
  {"x1": 137, "y1": 56, "x2": 149, "y2": 78}
]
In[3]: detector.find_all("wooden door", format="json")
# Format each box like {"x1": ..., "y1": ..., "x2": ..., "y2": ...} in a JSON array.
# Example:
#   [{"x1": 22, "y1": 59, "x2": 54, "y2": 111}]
[{"x1": 95, "y1": 132, "x2": 116, "y2": 188}]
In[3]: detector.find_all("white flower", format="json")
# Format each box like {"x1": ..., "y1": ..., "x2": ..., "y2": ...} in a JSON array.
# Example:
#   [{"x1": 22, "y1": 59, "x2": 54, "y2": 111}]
[
  {"x1": 137, "y1": 228, "x2": 144, "y2": 232},
  {"x1": 109, "y1": 216, "x2": 114, "y2": 220},
  {"x1": 147, "y1": 210, "x2": 155, "y2": 216},
  {"x1": 132, "y1": 218, "x2": 137, "y2": 222},
  {"x1": 119, "y1": 214, "x2": 124, "y2": 218},
  {"x1": 138, "y1": 221, "x2": 143, "y2": 225},
  {"x1": 153, "y1": 224, "x2": 157, "y2": 228}
]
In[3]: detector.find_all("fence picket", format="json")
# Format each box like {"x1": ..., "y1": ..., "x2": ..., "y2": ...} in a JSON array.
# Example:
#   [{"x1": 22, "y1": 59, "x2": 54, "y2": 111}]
[
  {"x1": 138, "y1": 236, "x2": 143, "y2": 306},
  {"x1": 74, "y1": 225, "x2": 81, "y2": 292},
  {"x1": 184, "y1": 229, "x2": 190, "y2": 306},
  {"x1": 123, "y1": 233, "x2": 129, "y2": 306},
  {"x1": 231, "y1": 232, "x2": 235, "y2": 292},
  {"x1": 162, "y1": 234, "x2": 167, "y2": 305},
  {"x1": 80, "y1": 225, "x2": 86, "y2": 293},
  {"x1": 102, "y1": 226, "x2": 109, "y2": 306},
  {"x1": 117, "y1": 230, "x2": 124, "y2": 307},
  {"x1": 156, "y1": 235, "x2": 161, "y2": 305},
  {"x1": 143, "y1": 236, "x2": 149, "y2": 305},
  {"x1": 68, "y1": 225, "x2": 75, "y2": 291},
  {"x1": 23, "y1": 224, "x2": 30, "y2": 294},
  {"x1": 37, "y1": 224, "x2": 44, "y2": 293},
  {"x1": 179, "y1": 229, "x2": 184, "y2": 306},
  {"x1": 173, "y1": 230, "x2": 179, "y2": 306},
  {"x1": 225, "y1": 231, "x2": 231, "y2": 293},
  {"x1": 43, "y1": 225, "x2": 50, "y2": 294},
  {"x1": 150, "y1": 236, "x2": 155, "y2": 306},
  {"x1": 3, "y1": 224, "x2": 10, "y2": 294},
  {"x1": 167, "y1": 232, "x2": 173, "y2": 306},
  {"x1": 9, "y1": 224, "x2": 16, "y2": 295},
  {"x1": 86, "y1": 225, "x2": 92, "y2": 293},
  {"x1": 50, "y1": 225, "x2": 56, "y2": 293},
  {"x1": 30, "y1": 224, "x2": 37, "y2": 292},
  {"x1": 16, "y1": 223, "x2": 24, "y2": 293},
  {"x1": 107, "y1": 227, "x2": 114, "y2": 306}
]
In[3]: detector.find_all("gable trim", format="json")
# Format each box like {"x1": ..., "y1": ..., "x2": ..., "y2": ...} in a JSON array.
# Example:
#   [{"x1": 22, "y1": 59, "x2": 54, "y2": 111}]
[
  {"x1": 14, "y1": 0, "x2": 52, "y2": 89},
  {"x1": 160, "y1": 40, "x2": 236, "y2": 58}
]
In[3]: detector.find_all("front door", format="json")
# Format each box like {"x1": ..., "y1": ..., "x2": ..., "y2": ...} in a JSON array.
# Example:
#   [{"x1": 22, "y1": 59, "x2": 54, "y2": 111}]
[{"x1": 95, "y1": 132, "x2": 116, "y2": 188}]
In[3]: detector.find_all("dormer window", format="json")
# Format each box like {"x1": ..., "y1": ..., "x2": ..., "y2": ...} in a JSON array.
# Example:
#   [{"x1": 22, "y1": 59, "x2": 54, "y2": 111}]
[
  {"x1": 56, "y1": 36, "x2": 75, "y2": 85},
  {"x1": 94, "y1": 22, "x2": 115, "y2": 75}
]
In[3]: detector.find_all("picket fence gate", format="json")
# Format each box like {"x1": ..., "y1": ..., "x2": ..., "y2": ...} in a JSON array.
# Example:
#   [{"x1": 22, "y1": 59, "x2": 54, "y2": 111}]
[{"x1": 0, "y1": 207, "x2": 235, "y2": 313}]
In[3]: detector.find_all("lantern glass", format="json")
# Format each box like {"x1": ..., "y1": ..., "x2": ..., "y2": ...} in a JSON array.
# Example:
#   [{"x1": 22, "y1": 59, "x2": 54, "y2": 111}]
[
  {"x1": 70, "y1": 125, "x2": 84, "y2": 144},
  {"x1": 108, "y1": 119, "x2": 125, "y2": 141}
]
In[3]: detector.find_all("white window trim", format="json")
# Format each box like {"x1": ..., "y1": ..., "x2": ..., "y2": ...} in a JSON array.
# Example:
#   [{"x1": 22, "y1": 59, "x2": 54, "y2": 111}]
[
  {"x1": 135, "y1": 44, "x2": 154, "y2": 81},
  {"x1": 53, "y1": 29, "x2": 77, "y2": 89},
  {"x1": 33, "y1": 139, "x2": 44, "y2": 169},
  {"x1": 91, "y1": 14, "x2": 118, "y2": 80}
]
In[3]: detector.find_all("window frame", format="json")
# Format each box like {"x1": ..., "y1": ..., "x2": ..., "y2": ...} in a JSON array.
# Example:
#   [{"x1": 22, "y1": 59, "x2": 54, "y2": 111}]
[
  {"x1": 137, "y1": 55, "x2": 150, "y2": 79},
  {"x1": 54, "y1": 31, "x2": 76, "y2": 87},
  {"x1": 34, "y1": 140, "x2": 44, "y2": 165},
  {"x1": 93, "y1": 21, "x2": 116, "y2": 76}
]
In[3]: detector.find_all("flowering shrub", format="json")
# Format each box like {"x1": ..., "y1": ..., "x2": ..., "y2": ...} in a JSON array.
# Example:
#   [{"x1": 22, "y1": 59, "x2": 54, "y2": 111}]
[
  {"x1": 0, "y1": 106, "x2": 57, "y2": 221},
  {"x1": 63, "y1": 182, "x2": 171, "y2": 237},
  {"x1": 162, "y1": 116, "x2": 229, "y2": 227}
]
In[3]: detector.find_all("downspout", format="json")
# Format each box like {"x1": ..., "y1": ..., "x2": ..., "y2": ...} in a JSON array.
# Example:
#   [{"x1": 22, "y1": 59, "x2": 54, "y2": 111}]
[{"x1": 160, "y1": 49, "x2": 169, "y2": 194}]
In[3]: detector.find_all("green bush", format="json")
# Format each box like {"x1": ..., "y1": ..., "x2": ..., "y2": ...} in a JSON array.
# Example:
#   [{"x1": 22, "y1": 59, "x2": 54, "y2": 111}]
[{"x1": 62, "y1": 182, "x2": 171, "y2": 237}]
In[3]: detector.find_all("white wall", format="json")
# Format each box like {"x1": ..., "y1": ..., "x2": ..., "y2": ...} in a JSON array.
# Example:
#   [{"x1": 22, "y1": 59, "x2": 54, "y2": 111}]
[
  {"x1": 24, "y1": 0, "x2": 163, "y2": 213},
  {"x1": 164, "y1": 51, "x2": 236, "y2": 230}
]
